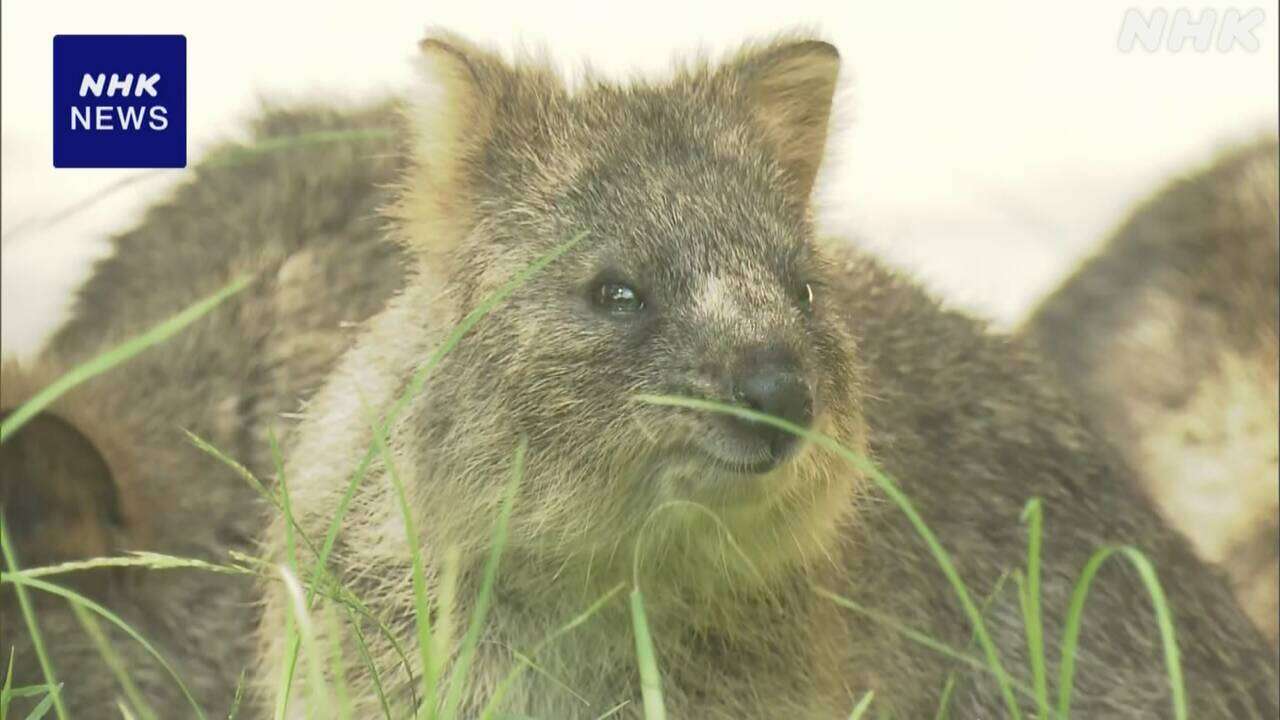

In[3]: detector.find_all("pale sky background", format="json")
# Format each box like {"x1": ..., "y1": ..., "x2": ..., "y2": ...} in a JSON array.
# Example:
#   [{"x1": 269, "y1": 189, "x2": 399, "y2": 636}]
[{"x1": 2, "y1": 1, "x2": 1277, "y2": 358}]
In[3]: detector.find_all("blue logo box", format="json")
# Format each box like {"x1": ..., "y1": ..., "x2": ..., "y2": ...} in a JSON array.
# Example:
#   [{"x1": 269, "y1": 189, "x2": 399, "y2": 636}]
[{"x1": 53, "y1": 35, "x2": 187, "y2": 168}]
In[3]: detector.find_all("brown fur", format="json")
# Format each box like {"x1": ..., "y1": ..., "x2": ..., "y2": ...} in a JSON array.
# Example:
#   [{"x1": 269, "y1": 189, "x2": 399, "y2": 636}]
[
  {"x1": 256, "y1": 32, "x2": 1279, "y2": 718},
  {"x1": 1025, "y1": 138, "x2": 1280, "y2": 646},
  {"x1": 1, "y1": 103, "x2": 406, "y2": 718}
]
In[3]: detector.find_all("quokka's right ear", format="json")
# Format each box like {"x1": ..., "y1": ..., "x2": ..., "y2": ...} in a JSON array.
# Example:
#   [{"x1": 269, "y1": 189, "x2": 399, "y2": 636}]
[{"x1": 398, "y1": 30, "x2": 505, "y2": 261}]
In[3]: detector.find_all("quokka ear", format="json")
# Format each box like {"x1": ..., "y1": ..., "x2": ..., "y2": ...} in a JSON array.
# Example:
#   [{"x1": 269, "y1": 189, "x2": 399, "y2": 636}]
[
  {"x1": 0, "y1": 362, "x2": 132, "y2": 581},
  {"x1": 730, "y1": 39, "x2": 841, "y2": 199},
  {"x1": 398, "y1": 30, "x2": 505, "y2": 261},
  {"x1": 409, "y1": 30, "x2": 499, "y2": 182},
  {"x1": 0, "y1": 410, "x2": 122, "y2": 570}
]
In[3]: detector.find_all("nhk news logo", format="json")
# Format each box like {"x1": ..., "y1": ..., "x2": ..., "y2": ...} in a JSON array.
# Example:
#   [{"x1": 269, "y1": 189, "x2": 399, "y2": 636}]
[{"x1": 53, "y1": 35, "x2": 187, "y2": 168}]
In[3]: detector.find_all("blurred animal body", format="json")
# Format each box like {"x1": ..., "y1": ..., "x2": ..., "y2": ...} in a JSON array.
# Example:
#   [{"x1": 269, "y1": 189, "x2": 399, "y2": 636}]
[{"x1": 1026, "y1": 138, "x2": 1280, "y2": 646}]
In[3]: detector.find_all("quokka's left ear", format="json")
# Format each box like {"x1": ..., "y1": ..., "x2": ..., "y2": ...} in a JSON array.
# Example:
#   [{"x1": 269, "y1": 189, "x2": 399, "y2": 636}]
[
  {"x1": 729, "y1": 38, "x2": 841, "y2": 199},
  {"x1": 396, "y1": 29, "x2": 509, "y2": 262},
  {"x1": 409, "y1": 30, "x2": 502, "y2": 188}
]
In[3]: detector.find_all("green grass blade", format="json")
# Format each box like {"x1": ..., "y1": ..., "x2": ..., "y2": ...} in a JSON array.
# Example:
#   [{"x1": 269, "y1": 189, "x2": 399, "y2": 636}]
[
  {"x1": 1019, "y1": 500, "x2": 1049, "y2": 718},
  {"x1": 3, "y1": 552, "x2": 251, "y2": 581},
  {"x1": 2, "y1": 685, "x2": 55, "y2": 701},
  {"x1": 278, "y1": 565, "x2": 331, "y2": 717},
  {"x1": 629, "y1": 589, "x2": 666, "y2": 720},
  {"x1": 270, "y1": 429, "x2": 305, "y2": 719},
  {"x1": 440, "y1": 439, "x2": 527, "y2": 720},
  {"x1": 631, "y1": 500, "x2": 763, "y2": 589},
  {"x1": 68, "y1": 603, "x2": 158, "y2": 720},
  {"x1": 816, "y1": 588, "x2": 1000, "y2": 680},
  {"x1": 3, "y1": 128, "x2": 394, "y2": 243},
  {"x1": 186, "y1": 429, "x2": 406, "y2": 718},
  {"x1": 1056, "y1": 546, "x2": 1184, "y2": 720},
  {"x1": 274, "y1": 601, "x2": 300, "y2": 719},
  {"x1": 480, "y1": 583, "x2": 625, "y2": 719},
  {"x1": 309, "y1": 232, "x2": 585, "y2": 600},
  {"x1": 2, "y1": 574, "x2": 207, "y2": 720},
  {"x1": 190, "y1": 427, "x2": 397, "y2": 715},
  {"x1": 21, "y1": 689, "x2": 57, "y2": 720},
  {"x1": 2, "y1": 645, "x2": 16, "y2": 718},
  {"x1": 848, "y1": 691, "x2": 875, "y2": 720},
  {"x1": 226, "y1": 670, "x2": 247, "y2": 720},
  {"x1": 367, "y1": 404, "x2": 438, "y2": 717},
  {"x1": 342, "y1": 605, "x2": 395, "y2": 720},
  {"x1": 0, "y1": 521, "x2": 68, "y2": 720},
  {"x1": 635, "y1": 394, "x2": 1024, "y2": 720},
  {"x1": 183, "y1": 430, "x2": 277, "y2": 514},
  {"x1": 270, "y1": 234, "x2": 584, "y2": 717},
  {"x1": 322, "y1": 606, "x2": 352, "y2": 720},
  {"x1": 0, "y1": 276, "x2": 249, "y2": 443},
  {"x1": 202, "y1": 129, "x2": 395, "y2": 167},
  {"x1": 593, "y1": 700, "x2": 631, "y2": 719},
  {"x1": 933, "y1": 571, "x2": 1014, "y2": 720}
]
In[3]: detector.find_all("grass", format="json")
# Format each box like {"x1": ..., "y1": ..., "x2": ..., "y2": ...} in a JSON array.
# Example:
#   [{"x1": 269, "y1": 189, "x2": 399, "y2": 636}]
[
  {"x1": 628, "y1": 589, "x2": 665, "y2": 720},
  {"x1": 0, "y1": 232, "x2": 1191, "y2": 720},
  {"x1": 1, "y1": 520, "x2": 68, "y2": 720},
  {"x1": 634, "y1": 395, "x2": 1188, "y2": 720},
  {"x1": 366, "y1": 401, "x2": 440, "y2": 714}
]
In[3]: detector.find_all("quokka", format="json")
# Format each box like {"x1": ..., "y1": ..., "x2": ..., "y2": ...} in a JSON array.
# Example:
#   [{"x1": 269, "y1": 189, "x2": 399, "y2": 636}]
[
  {"x1": 252, "y1": 31, "x2": 1280, "y2": 719},
  {"x1": 1025, "y1": 138, "x2": 1279, "y2": 648},
  {"x1": 1, "y1": 103, "x2": 405, "y2": 718}
]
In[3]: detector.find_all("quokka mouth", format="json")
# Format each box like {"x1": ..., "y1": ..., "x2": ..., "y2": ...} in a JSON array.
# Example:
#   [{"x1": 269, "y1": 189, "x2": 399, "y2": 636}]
[
  {"x1": 690, "y1": 443, "x2": 800, "y2": 476},
  {"x1": 702, "y1": 453, "x2": 783, "y2": 476}
]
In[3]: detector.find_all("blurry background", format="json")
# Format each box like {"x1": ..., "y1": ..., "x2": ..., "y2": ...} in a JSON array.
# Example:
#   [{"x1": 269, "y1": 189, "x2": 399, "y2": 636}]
[{"x1": 2, "y1": 1, "x2": 1277, "y2": 357}]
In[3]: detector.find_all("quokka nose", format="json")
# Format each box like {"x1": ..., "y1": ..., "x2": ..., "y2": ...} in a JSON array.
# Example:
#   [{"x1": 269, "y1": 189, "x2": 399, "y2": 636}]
[{"x1": 730, "y1": 348, "x2": 813, "y2": 458}]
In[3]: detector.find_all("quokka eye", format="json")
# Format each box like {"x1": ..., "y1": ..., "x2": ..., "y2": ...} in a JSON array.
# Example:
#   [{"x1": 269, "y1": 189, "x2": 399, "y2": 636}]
[{"x1": 594, "y1": 281, "x2": 645, "y2": 316}]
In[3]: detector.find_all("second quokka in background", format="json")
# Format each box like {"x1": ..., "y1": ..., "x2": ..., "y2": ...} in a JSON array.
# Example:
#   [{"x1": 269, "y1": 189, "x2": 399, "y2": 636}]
[
  {"x1": 1026, "y1": 138, "x2": 1280, "y2": 647},
  {"x1": 1, "y1": 104, "x2": 406, "y2": 719}
]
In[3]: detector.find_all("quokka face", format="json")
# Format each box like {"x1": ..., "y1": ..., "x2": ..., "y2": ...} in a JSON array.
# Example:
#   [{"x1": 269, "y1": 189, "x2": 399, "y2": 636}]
[{"x1": 387, "y1": 33, "x2": 864, "y2": 578}]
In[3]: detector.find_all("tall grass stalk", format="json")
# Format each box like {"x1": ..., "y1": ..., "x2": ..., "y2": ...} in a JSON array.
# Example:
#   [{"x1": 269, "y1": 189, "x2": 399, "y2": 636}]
[
  {"x1": 1056, "y1": 546, "x2": 1185, "y2": 720},
  {"x1": 1019, "y1": 500, "x2": 1049, "y2": 718},
  {"x1": 439, "y1": 439, "x2": 528, "y2": 720},
  {"x1": 273, "y1": 233, "x2": 585, "y2": 715},
  {"x1": 278, "y1": 566, "x2": 331, "y2": 716},
  {"x1": 68, "y1": 602, "x2": 158, "y2": 720},
  {"x1": 629, "y1": 589, "x2": 666, "y2": 720},
  {"x1": 0, "y1": 522, "x2": 68, "y2": 720},
  {"x1": 848, "y1": 691, "x2": 875, "y2": 720},
  {"x1": 478, "y1": 584, "x2": 624, "y2": 720},
  {"x1": 0, "y1": 573, "x2": 208, "y2": 720},
  {"x1": 367, "y1": 406, "x2": 439, "y2": 716}
]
